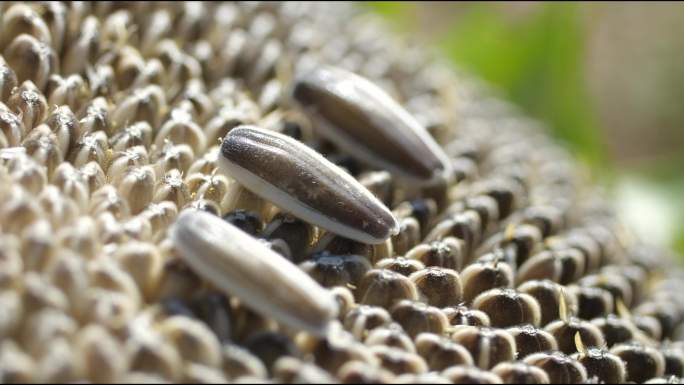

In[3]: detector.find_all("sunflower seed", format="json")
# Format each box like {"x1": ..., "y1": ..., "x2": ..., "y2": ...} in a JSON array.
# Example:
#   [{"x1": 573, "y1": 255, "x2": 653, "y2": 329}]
[
  {"x1": 219, "y1": 125, "x2": 398, "y2": 244},
  {"x1": 171, "y1": 209, "x2": 337, "y2": 336},
  {"x1": 291, "y1": 65, "x2": 451, "y2": 185}
]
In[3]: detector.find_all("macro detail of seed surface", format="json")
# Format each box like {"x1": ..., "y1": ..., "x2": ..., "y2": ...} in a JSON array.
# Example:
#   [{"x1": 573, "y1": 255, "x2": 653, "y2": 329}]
[
  {"x1": 0, "y1": 1, "x2": 681, "y2": 384},
  {"x1": 219, "y1": 125, "x2": 399, "y2": 244}
]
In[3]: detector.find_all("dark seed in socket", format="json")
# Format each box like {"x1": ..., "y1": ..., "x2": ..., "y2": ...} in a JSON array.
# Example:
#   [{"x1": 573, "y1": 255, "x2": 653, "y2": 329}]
[
  {"x1": 663, "y1": 348, "x2": 684, "y2": 377},
  {"x1": 491, "y1": 362, "x2": 551, "y2": 384},
  {"x1": 518, "y1": 280, "x2": 578, "y2": 326},
  {"x1": 220, "y1": 125, "x2": 398, "y2": 244},
  {"x1": 356, "y1": 269, "x2": 418, "y2": 309},
  {"x1": 479, "y1": 224, "x2": 543, "y2": 266},
  {"x1": 291, "y1": 65, "x2": 451, "y2": 185},
  {"x1": 343, "y1": 305, "x2": 392, "y2": 339},
  {"x1": 460, "y1": 258, "x2": 514, "y2": 304},
  {"x1": 443, "y1": 305, "x2": 491, "y2": 327},
  {"x1": 391, "y1": 216, "x2": 421, "y2": 256},
  {"x1": 471, "y1": 176, "x2": 523, "y2": 219},
  {"x1": 408, "y1": 198, "x2": 438, "y2": 238},
  {"x1": 442, "y1": 366, "x2": 503, "y2": 384},
  {"x1": 523, "y1": 352, "x2": 588, "y2": 384},
  {"x1": 415, "y1": 333, "x2": 474, "y2": 371},
  {"x1": 299, "y1": 252, "x2": 371, "y2": 288},
  {"x1": 558, "y1": 230, "x2": 603, "y2": 274},
  {"x1": 635, "y1": 301, "x2": 684, "y2": 340},
  {"x1": 472, "y1": 288, "x2": 541, "y2": 328},
  {"x1": 389, "y1": 300, "x2": 449, "y2": 338},
  {"x1": 375, "y1": 257, "x2": 425, "y2": 277},
  {"x1": 222, "y1": 209, "x2": 263, "y2": 236},
  {"x1": 364, "y1": 323, "x2": 415, "y2": 353},
  {"x1": 337, "y1": 361, "x2": 395, "y2": 384},
  {"x1": 405, "y1": 238, "x2": 465, "y2": 271},
  {"x1": 171, "y1": 210, "x2": 337, "y2": 336},
  {"x1": 409, "y1": 267, "x2": 463, "y2": 307},
  {"x1": 610, "y1": 343, "x2": 666, "y2": 384},
  {"x1": 370, "y1": 345, "x2": 428, "y2": 375},
  {"x1": 634, "y1": 315, "x2": 663, "y2": 341},
  {"x1": 465, "y1": 195, "x2": 500, "y2": 236},
  {"x1": 545, "y1": 317, "x2": 606, "y2": 355},
  {"x1": 190, "y1": 291, "x2": 233, "y2": 344},
  {"x1": 572, "y1": 347, "x2": 626, "y2": 384},
  {"x1": 451, "y1": 326, "x2": 516, "y2": 370},
  {"x1": 262, "y1": 212, "x2": 315, "y2": 263},
  {"x1": 602, "y1": 264, "x2": 648, "y2": 306},
  {"x1": 424, "y1": 211, "x2": 482, "y2": 260},
  {"x1": 580, "y1": 273, "x2": 634, "y2": 310},
  {"x1": 516, "y1": 249, "x2": 585, "y2": 286},
  {"x1": 301, "y1": 330, "x2": 376, "y2": 374},
  {"x1": 244, "y1": 331, "x2": 300, "y2": 373},
  {"x1": 506, "y1": 325, "x2": 558, "y2": 359},
  {"x1": 590, "y1": 315, "x2": 636, "y2": 347},
  {"x1": 567, "y1": 285, "x2": 614, "y2": 321}
]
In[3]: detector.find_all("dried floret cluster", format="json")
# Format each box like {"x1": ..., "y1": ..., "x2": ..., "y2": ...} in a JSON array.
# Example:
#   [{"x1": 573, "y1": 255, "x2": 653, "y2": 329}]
[{"x1": 0, "y1": 2, "x2": 683, "y2": 384}]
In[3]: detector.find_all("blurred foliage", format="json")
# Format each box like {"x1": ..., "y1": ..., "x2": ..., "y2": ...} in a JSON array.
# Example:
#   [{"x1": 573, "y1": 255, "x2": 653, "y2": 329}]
[
  {"x1": 367, "y1": 2, "x2": 684, "y2": 255},
  {"x1": 368, "y1": 2, "x2": 607, "y2": 169}
]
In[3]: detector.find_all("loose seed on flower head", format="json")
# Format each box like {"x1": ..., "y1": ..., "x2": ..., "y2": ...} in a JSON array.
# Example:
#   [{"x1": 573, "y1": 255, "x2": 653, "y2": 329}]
[
  {"x1": 219, "y1": 125, "x2": 399, "y2": 244},
  {"x1": 171, "y1": 209, "x2": 337, "y2": 336},
  {"x1": 291, "y1": 65, "x2": 451, "y2": 185}
]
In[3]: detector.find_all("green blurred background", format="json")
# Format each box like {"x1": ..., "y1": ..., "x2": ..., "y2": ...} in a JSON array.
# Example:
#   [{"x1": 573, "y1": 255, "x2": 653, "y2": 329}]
[{"x1": 367, "y1": 2, "x2": 684, "y2": 255}]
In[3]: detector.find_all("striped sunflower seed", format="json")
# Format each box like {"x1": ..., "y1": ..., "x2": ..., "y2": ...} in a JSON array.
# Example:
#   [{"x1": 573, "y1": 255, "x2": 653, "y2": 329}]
[
  {"x1": 171, "y1": 209, "x2": 337, "y2": 336},
  {"x1": 291, "y1": 65, "x2": 452, "y2": 185},
  {"x1": 219, "y1": 125, "x2": 399, "y2": 244}
]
